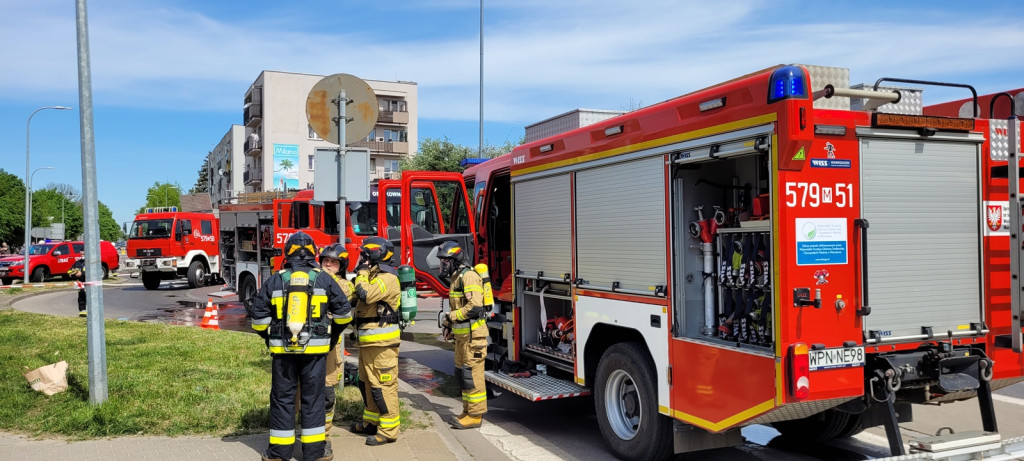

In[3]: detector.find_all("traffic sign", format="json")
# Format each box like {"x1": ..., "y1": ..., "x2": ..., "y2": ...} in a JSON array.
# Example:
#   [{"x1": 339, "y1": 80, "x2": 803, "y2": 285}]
[{"x1": 305, "y1": 73, "x2": 378, "y2": 145}]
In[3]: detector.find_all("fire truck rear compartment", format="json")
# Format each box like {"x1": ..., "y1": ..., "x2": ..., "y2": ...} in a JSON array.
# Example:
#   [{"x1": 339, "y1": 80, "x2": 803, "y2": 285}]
[{"x1": 670, "y1": 137, "x2": 774, "y2": 350}]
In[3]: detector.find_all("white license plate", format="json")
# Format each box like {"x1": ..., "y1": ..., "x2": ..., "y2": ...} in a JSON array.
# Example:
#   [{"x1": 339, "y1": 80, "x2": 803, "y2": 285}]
[
  {"x1": 809, "y1": 346, "x2": 865, "y2": 371},
  {"x1": 0, "y1": 269, "x2": 7, "y2": 275}
]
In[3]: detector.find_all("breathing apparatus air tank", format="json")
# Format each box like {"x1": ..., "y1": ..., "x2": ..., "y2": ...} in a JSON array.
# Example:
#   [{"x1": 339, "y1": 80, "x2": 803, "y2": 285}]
[
  {"x1": 474, "y1": 263, "x2": 496, "y2": 314},
  {"x1": 286, "y1": 271, "x2": 311, "y2": 346},
  {"x1": 398, "y1": 265, "x2": 417, "y2": 324}
]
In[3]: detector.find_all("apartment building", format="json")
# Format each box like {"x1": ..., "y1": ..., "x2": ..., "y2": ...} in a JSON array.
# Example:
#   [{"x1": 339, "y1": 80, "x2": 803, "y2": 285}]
[
  {"x1": 208, "y1": 124, "x2": 244, "y2": 207},
  {"x1": 236, "y1": 71, "x2": 417, "y2": 194}
]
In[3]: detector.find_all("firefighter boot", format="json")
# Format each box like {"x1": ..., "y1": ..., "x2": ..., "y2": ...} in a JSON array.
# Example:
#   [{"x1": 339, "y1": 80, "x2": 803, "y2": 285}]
[
  {"x1": 349, "y1": 421, "x2": 377, "y2": 435},
  {"x1": 317, "y1": 441, "x2": 334, "y2": 461},
  {"x1": 260, "y1": 452, "x2": 284, "y2": 461},
  {"x1": 365, "y1": 434, "x2": 397, "y2": 446},
  {"x1": 451, "y1": 414, "x2": 483, "y2": 429}
]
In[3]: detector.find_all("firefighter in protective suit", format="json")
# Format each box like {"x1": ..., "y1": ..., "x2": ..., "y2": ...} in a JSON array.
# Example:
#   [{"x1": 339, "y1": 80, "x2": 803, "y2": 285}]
[
  {"x1": 248, "y1": 232, "x2": 352, "y2": 461},
  {"x1": 437, "y1": 240, "x2": 488, "y2": 429},
  {"x1": 348, "y1": 236, "x2": 403, "y2": 445},
  {"x1": 317, "y1": 243, "x2": 357, "y2": 433}
]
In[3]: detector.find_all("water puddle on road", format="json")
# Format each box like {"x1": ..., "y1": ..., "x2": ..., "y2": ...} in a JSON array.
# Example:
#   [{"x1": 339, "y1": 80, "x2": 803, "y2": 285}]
[{"x1": 132, "y1": 300, "x2": 252, "y2": 333}]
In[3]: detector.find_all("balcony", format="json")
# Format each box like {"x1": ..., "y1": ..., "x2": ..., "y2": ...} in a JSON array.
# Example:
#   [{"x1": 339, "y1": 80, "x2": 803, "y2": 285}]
[
  {"x1": 244, "y1": 169, "x2": 263, "y2": 185},
  {"x1": 377, "y1": 110, "x2": 409, "y2": 124},
  {"x1": 244, "y1": 103, "x2": 262, "y2": 127},
  {"x1": 244, "y1": 135, "x2": 262, "y2": 156},
  {"x1": 349, "y1": 140, "x2": 409, "y2": 154}
]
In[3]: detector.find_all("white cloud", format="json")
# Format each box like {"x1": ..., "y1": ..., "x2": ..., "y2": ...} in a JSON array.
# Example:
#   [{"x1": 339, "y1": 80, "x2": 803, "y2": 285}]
[{"x1": 2, "y1": 0, "x2": 1022, "y2": 125}]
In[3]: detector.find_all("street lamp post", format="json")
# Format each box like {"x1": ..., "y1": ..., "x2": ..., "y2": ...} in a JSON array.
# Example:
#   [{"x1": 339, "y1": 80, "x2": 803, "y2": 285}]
[
  {"x1": 23, "y1": 166, "x2": 56, "y2": 282},
  {"x1": 25, "y1": 105, "x2": 73, "y2": 284}
]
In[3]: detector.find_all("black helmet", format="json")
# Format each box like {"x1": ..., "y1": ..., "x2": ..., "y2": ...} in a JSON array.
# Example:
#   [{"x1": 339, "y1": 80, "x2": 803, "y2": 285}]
[
  {"x1": 360, "y1": 236, "x2": 393, "y2": 266},
  {"x1": 318, "y1": 243, "x2": 349, "y2": 268},
  {"x1": 435, "y1": 240, "x2": 466, "y2": 281},
  {"x1": 284, "y1": 232, "x2": 318, "y2": 263}
]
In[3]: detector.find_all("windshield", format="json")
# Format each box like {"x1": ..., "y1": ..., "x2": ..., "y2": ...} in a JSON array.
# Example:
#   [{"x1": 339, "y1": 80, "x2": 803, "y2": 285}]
[
  {"x1": 29, "y1": 244, "x2": 54, "y2": 255},
  {"x1": 349, "y1": 189, "x2": 401, "y2": 236},
  {"x1": 129, "y1": 219, "x2": 174, "y2": 239}
]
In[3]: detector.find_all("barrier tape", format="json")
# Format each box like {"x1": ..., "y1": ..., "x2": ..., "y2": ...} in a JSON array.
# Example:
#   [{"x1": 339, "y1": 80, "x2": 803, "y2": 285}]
[{"x1": 1, "y1": 280, "x2": 104, "y2": 290}]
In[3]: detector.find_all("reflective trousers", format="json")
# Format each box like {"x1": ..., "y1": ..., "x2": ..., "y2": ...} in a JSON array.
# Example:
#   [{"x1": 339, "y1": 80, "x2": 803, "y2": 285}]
[
  {"x1": 323, "y1": 345, "x2": 344, "y2": 431},
  {"x1": 454, "y1": 335, "x2": 487, "y2": 416},
  {"x1": 358, "y1": 344, "x2": 400, "y2": 439},
  {"x1": 267, "y1": 353, "x2": 327, "y2": 461}
]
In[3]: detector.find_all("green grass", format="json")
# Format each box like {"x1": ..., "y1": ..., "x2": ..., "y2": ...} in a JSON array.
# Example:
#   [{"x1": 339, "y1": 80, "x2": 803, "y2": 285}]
[{"x1": 0, "y1": 310, "x2": 418, "y2": 438}]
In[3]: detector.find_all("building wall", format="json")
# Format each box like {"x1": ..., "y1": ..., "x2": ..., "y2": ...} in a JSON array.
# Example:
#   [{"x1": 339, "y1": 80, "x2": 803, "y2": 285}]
[{"x1": 209, "y1": 124, "x2": 245, "y2": 208}]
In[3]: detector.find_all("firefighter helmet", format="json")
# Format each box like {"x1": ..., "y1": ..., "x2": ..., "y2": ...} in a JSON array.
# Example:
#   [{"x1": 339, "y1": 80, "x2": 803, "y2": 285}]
[
  {"x1": 318, "y1": 243, "x2": 349, "y2": 268},
  {"x1": 284, "y1": 232, "x2": 318, "y2": 264},
  {"x1": 360, "y1": 236, "x2": 393, "y2": 266},
  {"x1": 435, "y1": 240, "x2": 466, "y2": 281}
]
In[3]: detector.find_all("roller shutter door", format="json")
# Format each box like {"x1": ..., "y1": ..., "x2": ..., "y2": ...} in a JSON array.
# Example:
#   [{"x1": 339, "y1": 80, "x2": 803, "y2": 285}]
[
  {"x1": 860, "y1": 137, "x2": 982, "y2": 340},
  {"x1": 513, "y1": 174, "x2": 572, "y2": 279},
  {"x1": 576, "y1": 156, "x2": 666, "y2": 293}
]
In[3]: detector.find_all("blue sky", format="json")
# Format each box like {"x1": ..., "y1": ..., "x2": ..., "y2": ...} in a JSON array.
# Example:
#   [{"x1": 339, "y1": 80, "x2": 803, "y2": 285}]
[{"x1": 1, "y1": 0, "x2": 1023, "y2": 228}]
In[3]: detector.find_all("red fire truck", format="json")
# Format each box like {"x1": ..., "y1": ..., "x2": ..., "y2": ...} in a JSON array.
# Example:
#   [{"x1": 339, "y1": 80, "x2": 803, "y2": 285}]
[
  {"x1": 410, "y1": 65, "x2": 1024, "y2": 460},
  {"x1": 124, "y1": 208, "x2": 220, "y2": 290},
  {"x1": 217, "y1": 177, "x2": 472, "y2": 305}
]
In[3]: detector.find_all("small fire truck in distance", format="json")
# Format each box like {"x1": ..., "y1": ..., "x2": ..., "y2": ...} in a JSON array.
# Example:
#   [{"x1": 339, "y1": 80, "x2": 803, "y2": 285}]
[
  {"x1": 123, "y1": 208, "x2": 220, "y2": 290},
  {"x1": 424, "y1": 65, "x2": 1024, "y2": 460}
]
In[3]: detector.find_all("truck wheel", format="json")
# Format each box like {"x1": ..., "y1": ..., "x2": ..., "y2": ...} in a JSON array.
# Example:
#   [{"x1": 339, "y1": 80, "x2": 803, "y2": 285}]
[
  {"x1": 239, "y1": 274, "x2": 257, "y2": 308},
  {"x1": 773, "y1": 408, "x2": 852, "y2": 442},
  {"x1": 187, "y1": 261, "x2": 206, "y2": 288},
  {"x1": 102, "y1": 264, "x2": 110, "y2": 279},
  {"x1": 595, "y1": 342, "x2": 672, "y2": 461},
  {"x1": 30, "y1": 266, "x2": 49, "y2": 283},
  {"x1": 142, "y1": 272, "x2": 161, "y2": 290}
]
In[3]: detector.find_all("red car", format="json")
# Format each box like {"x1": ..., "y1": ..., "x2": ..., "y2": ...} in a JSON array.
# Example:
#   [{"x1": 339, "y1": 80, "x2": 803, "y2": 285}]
[{"x1": 0, "y1": 240, "x2": 120, "y2": 285}]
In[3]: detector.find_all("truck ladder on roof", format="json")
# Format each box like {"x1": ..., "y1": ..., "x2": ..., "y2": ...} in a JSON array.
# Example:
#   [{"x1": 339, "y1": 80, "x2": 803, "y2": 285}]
[{"x1": 484, "y1": 370, "x2": 590, "y2": 401}]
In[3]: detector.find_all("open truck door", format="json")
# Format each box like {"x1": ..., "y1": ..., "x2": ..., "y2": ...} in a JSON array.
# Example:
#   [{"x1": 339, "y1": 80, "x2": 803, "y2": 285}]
[{"x1": 397, "y1": 171, "x2": 475, "y2": 296}]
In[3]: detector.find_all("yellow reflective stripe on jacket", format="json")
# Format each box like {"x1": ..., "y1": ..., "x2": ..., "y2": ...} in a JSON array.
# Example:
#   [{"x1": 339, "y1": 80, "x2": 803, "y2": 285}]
[
  {"x1": 268, "y1": 344, "x2": 331, "y2": 354},
  {"x1": 358, "y1": 324, "x2": 401, "y2": 343},
  {"x1": 371, "y1": 278, "x2": 387, "y2": 294},
  {"x1": 452, "y1": 318, "x2": 487, "y2": 335},
  {"x1": 271, "y1": 290, "x2": 284, "y2": 319},
  {"x1": 311, "y1": 287, "x2": 327, "y2": 318},
  {"x1": 379, "y1": 415, "x2": 400, "y2": 429},
  {"x1": 449, "y1": 290, "x2": 465, "y2": 298},
  {"x1": 462, "y1": 284, "x2": 483, "y2": 293}
]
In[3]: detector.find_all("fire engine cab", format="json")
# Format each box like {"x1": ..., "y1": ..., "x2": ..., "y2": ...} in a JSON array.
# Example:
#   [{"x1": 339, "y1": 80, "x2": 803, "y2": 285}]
[
  {"x1": 124, "y1": 208, "x2": 220, "y2": 290},
  {"x1": 455, "y1": 65, "x2": 1024, "y2": 460}
]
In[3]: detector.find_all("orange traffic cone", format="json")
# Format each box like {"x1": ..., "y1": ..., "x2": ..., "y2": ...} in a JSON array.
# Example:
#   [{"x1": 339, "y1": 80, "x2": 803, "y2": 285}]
[{"x1": 200, "y1": 298, "x2": 220, "y2": 330}]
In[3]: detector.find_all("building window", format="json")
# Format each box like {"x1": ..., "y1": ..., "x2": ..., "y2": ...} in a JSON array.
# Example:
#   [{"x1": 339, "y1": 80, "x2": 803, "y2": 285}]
[
  {"x1": 379, "y1": 99, "x2": 407, "y2": 112},
  {"x1": 308, "y1": 154, "x2": 314, "y2": 170},
  {"x1": 308, "y1": 124, "x2": 323, "y2": 140},
  {"x1": 381, "y1": 129, "x2": 406, "y2": 142}
]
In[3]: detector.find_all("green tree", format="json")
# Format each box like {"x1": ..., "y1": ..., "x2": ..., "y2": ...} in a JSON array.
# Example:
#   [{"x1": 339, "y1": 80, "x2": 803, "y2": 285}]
[
  {"x1": 0, "y1": 169, "x2": 27, "y2": 247},
  {"x1": 190, "y1": 159, "x2": 210, "y2": 194},
  {"x1": 136, "y1": 182, "x2": 184, "y2": 214},
  {"x1": 399, "y1": 137, "x2": 516, "y2": 175},
  {"x1": 98, "y1": 202, "x2": 123, "y2": 242},
  {"x1": 32, "y1": 188, "x2": 83, "y2": 240}
]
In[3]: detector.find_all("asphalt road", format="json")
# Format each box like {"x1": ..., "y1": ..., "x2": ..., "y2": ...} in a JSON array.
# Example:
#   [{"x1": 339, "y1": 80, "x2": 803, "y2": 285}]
[{"x1": 12, "y1": 282, "x2": 1024, "y2": 460}]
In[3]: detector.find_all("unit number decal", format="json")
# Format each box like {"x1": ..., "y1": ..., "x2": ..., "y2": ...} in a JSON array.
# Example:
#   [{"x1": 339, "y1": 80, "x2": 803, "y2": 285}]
[{"x1": 784, "y1": 182, "x2": 854, "y2": 208}]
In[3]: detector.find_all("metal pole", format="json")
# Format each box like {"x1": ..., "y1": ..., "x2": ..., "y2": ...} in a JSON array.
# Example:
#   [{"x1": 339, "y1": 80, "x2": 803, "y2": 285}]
[
  {"x1": 76, "y1": 0, "x2": 108, "y2": 405},
  {"x1": 338, "y1": 89, "x2": 347, "y2": 246},
  {"x1": 478, "y1": 0, "x2": 484, "y2": 158},
  {"x1": 24, "y1": 107, "x2": 72, "y2": 283}
]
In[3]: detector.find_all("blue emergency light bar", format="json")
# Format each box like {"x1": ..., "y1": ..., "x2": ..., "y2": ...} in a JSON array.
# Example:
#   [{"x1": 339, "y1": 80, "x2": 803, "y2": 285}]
[
  {"x1": 768, "y1": 65, "x2": 808, "y2": 103},
  {"x1": 460, "y1": 158, "x2": 488, "y2": 168}
]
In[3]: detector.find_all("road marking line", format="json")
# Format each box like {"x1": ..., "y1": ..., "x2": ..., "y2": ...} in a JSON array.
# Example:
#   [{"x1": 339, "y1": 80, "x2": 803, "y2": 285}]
[{"x1": 994, "y1": 393, "x2": 1024, "y2": 407}]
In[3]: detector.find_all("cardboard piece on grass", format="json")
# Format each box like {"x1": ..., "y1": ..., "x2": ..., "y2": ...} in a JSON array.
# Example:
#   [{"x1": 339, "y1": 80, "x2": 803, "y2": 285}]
[{"x1": 23, "y1": 360, "x2": 68, "y2": 396}]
